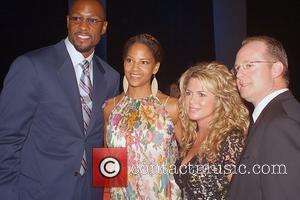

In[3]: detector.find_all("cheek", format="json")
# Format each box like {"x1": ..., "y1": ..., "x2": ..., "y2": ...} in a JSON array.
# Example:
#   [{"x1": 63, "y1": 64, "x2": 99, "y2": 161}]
[
  {"x1": 203, "y1": 99, "x2": 215, "y2": 113},
  {"x1": 208, "y1": 102, "x2": 215, "y2": 113},
  {"x1": 93, "y1": 32, "x2": 101, "y2": 42},
  {"x1": 184, "y1": 101, "x2": 189, "y2": 111},
  {"x1": 183, "y1": 97, "x2": 190, "y2": 107},
  {"x1": 67, "y1": 22, "x2": 78, "y2": 32},
  {"x1": 123, "y1": 64, "x2": 131, "y2": 74},
  {"x1": 67, "y1": 25, "x2": 74, "y2": 35},
  {"x1": 253, "y1": 75, "x2": 267, "y2": 89},
  {"x1": 91, "y1": 28, "x2": 101, "y2": 41},
  {"x1": 145, "y1": 68, "x2": 154, "y2": 77}
]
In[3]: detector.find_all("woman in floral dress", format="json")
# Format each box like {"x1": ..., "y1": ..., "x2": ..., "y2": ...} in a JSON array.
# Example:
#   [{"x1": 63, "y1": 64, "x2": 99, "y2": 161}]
[{"x1": 104, "y1": 33, "x2": 181, "y2": 199}]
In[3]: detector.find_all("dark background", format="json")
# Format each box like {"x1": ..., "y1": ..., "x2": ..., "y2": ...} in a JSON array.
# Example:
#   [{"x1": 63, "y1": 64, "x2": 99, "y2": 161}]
[{"x1": 1, "y1": 0, "x2": 299, "y2": 98}]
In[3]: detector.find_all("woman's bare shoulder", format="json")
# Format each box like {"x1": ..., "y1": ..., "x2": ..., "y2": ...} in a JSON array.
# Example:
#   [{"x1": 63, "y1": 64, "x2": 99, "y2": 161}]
[
  {"x1": 104, "y1": 93, "x2": 124, "y2": 117},
  {"x1": 157, "y1": 91, "x2": 179, "y2": 115}
]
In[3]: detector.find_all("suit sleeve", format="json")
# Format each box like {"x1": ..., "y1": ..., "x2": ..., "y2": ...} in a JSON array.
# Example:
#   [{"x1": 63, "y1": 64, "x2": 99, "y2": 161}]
[
  {"x1": 260, "y1": 116, "x2": 300, "y2": 199},
  {"x1": 112, "y1": 73, "x2": 120, "y2": 97},
  {"x1": 0, "y1": 55, "x2": 39, "y2": 198}
]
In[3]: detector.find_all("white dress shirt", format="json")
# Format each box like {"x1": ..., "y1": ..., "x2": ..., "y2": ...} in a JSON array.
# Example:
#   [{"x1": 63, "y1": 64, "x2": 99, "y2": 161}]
[{"x1": 64, "y1": 37, "x2": 94, "y2": 85}]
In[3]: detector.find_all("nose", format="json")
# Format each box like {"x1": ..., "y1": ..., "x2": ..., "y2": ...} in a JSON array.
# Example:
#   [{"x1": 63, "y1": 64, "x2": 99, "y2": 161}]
[
  {"x1": 188, "y1": 93, "x2": 197, "y2": 104},
  {"x1": 131, "y1": 61, "x2": 140, "y2": 70},
  {"x1": 78, "y1": 19, "x2": 89, "y2": 30},
  {"x1": 236, "y1": 67, "x2": 246, "y2": 79}
]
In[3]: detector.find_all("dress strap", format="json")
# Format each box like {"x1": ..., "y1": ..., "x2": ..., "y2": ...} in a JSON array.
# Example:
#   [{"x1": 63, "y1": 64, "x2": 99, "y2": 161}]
[
  {"x1": 113, "y1": 97, "x2": 116, "y2": 107},
  {"x1": 163, "y1": 96, "x2": 170, "y2": 106}
]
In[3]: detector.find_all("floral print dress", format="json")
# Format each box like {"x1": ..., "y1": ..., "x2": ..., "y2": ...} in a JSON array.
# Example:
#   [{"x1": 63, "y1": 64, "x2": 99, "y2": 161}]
[{"x1": 107, "y1": 95, "x2": 181, "y2": 200}]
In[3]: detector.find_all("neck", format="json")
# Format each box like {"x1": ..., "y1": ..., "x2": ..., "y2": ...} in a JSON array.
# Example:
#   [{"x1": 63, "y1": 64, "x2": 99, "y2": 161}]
[
  {"x1": 127, "y1": 86, "x2": 152, "y2": 99},
  {"x1": 252, "y1": 82, "x2": 288, "y2": 107},
  {"x1": 197, "y1": 123, "x2": 209, "y2": 139}
]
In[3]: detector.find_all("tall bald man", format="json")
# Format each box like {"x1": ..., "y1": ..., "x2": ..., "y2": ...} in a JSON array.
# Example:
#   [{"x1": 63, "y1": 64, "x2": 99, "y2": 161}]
[{"x1": 0, "y1": 0, "x2": 119, "y2": 199}]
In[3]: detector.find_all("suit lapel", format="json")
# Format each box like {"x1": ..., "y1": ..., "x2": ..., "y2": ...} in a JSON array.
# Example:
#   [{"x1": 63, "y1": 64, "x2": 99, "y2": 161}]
[
  {"x1": 246, "y1": 91, "x2": 292, "y2": 142},
  {"x1": 55, "y1": 41, "x2": 83, "y2": 133},
  {"x1": 54, "y1": 41, "x2": 109, "y2": 136},
  {"x1": 87, "y1": 57, "x2": 107, "y2": 134}
]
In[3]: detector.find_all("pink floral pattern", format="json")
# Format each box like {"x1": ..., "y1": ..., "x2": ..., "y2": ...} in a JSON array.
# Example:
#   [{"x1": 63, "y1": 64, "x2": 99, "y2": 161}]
[{"x1": 107, "y1": 95, "x2": 181, "y2": 199}]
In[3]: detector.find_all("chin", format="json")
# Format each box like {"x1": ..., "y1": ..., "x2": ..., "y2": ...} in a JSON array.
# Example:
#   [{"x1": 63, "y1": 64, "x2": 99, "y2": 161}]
[
  {"x1": 188, "y1": 114, "x2": 200, "y2": 121},
  {"x1": 74, "y1": 45, "x2": 93, "y2": 54}
]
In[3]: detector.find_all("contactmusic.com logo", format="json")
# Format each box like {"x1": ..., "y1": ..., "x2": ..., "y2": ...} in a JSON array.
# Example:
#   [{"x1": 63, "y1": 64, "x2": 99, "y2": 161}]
[{"x1": 92, "y1": 148, "x2": 127, "y2": 187}]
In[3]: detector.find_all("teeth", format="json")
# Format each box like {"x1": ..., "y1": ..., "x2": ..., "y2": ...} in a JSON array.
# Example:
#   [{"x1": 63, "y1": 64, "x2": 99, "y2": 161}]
[
  {"x1": 78, "y1": 35, "x2": 90, "y2": 39},
  {"x1": 131, "y1": 74, "x2": 142, "y2": 78}
]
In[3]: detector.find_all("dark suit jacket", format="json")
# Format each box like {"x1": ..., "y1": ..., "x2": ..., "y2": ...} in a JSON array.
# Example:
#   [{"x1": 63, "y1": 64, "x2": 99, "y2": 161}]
[
  {"x1": 227, "y1": 91, "x2": 300, "y2": 200},
  {"x1": 0, "y1": 40, "x2": 120, "y2": 200}
]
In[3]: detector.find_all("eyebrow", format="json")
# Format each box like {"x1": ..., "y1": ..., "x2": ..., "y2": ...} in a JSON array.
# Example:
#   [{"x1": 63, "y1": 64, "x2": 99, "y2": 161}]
[
  {"x1": 125, "y1": 55, "x2": 151, "y2": 60},
  {"x1": 186, "y1": 89, "x2": 206, "y2": 93}
]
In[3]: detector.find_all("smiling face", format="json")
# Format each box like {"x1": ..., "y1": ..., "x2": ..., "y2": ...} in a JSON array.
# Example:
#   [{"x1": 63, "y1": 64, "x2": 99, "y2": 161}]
[
  {"x1": 123, "y1": 42, "x2": 160, "y2": 91},
  {"x1": 67, "y1": 0, "x2": 107, "y2": 57},
  {"x1": 184, "y1": 78, "x2": 216, "y2": 127},
  {"x1": 235, "y1": 41, "x2": 275, "y2": 106}
]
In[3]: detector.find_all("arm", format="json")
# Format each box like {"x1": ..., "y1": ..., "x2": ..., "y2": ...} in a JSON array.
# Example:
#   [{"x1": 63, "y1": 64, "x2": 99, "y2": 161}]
[
  {"x1": 221, "y1": 132, "x2": 245, "y2": 182},
  {"x1": 103, "y1": 97, "x2": 118, "y2": 147},
  {"x1": 164, "y1": 97, "x2": 182, "y2": 146},
  {"x1": 0, "y1": 56, "x2": 39, "y2": 198},
  {"x1": 260, "y1": 117, "x2": 300, "y2": 199}
]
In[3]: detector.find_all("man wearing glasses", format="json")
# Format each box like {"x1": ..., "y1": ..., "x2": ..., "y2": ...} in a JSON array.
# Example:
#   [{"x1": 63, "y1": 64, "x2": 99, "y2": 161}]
[
  {"x1": 227, "y1": 36, "x2": 300, "y2": 200},
  {"x1": 0, "y1": 0, "x2": 119, "y2": 200}
]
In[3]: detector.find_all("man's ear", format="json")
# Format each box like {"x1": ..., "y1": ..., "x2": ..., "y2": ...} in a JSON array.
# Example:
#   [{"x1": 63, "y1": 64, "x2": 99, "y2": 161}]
[
  {"x1": 272, "y1": 61, "x2": 284, "y2": 79},
  {"x1": 66, "y1": 16, "x2": 70, "y2": 29},
  {"x1": 101, "y1": 21, "x2": 108, "y2": 35}
]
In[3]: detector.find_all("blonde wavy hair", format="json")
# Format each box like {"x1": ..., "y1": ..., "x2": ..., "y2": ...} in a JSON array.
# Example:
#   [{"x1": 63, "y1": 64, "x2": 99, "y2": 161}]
[{"x1": 178, "y1": 62, "x2": 249, "y2": 161}]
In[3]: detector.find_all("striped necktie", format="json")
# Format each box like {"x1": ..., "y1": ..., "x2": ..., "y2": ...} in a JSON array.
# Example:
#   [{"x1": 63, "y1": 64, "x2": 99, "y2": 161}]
[{"x1": 78, "y1": 59, "x2": 92, "y2": 175}]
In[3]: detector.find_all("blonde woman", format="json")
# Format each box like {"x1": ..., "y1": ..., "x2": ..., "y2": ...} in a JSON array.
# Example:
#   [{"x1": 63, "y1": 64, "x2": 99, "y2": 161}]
[{"x1": 174, "y1": 62, "x2": 249, "y2": 199}]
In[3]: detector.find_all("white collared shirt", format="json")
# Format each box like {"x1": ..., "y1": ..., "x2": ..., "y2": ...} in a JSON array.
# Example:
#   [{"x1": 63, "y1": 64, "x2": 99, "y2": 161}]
[
  {"x1": 64, "y1": 37, "x2": 94, "y2": 85},
  {"x1": 252, "y1": 88, "x2": 289, "y2": 122}
]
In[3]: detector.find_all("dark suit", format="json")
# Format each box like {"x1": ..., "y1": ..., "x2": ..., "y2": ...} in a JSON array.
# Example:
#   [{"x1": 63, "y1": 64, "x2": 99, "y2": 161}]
[
  {"x1": 227, "y1": 91, "x2": 300, "y2": 200},
  {"x1": 0, "y1": 40, "x2": 120, "y2": 200}
]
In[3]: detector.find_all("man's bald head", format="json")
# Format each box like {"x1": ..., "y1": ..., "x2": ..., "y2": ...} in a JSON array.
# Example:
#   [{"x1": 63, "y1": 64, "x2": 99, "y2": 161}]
[{"x1": 69, "y1": 0, "x2": 106, "y2": 19}]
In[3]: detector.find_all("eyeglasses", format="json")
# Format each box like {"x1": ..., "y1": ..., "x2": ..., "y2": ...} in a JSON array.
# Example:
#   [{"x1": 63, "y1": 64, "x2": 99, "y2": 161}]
[
  {"x1": 68, "y1": 16, "x2": 105, "y2": 26},
  {"x1": 231, "y1": 61, "x2": 276, "y2": 76}
]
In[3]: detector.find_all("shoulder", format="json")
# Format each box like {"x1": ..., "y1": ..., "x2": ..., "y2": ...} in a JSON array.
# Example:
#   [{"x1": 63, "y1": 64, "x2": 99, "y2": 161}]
[
  {"x1": 11, "y1": 40, "x2": 68, "y2": 72},
  {"x1": 227, "y1": 130, "x2": 245, "y2": 142},
  {"x1": 220, "y1": 131, "x2": 245, "y2": 163},
  {"x1": 25, "y1": 40, "x2": 66, "y2": 60},
  {"x1": 7, "y1": 41, "x2": 59, "y2": 78},
  {"x1": 222, "y1": 131, "x2": 245, "y2": 151},
  {"x1": 262, "y1": 94, "x2": 300, "y2": 136},
  {"x1": 157, "y1": 91, "x2": 179, "y2": 124},
  {"x1": 157, "y1": 92, "x2": 178, "y2": 112},
  {"x1": 266, "y1": 91, "x2": 300, "y2": 123},
  {"x1": 282, "y1": 95, "x2": 300, "y2": 123},
  {"x1": 103, "y1": 94, "x2": 124, "y2": 118},
  {"x1": 4, "y1": 41, "x2": 66, "y2": 86}
]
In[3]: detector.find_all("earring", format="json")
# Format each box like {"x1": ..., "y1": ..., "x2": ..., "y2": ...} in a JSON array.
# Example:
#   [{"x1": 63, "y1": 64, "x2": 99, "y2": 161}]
[
  {"x1": 151, "y1": 75, "x2": 158, "y2": 97},
  {"x1": 123, "y1": 76, "x2": 128, "y2": 94}
]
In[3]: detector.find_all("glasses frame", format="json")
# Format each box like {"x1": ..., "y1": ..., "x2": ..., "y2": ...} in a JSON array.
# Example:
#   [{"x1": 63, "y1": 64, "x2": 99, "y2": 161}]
[
  {"x1": 68, "y1": 16, "x2": 105, "y2": 27},
  {"x1": 231, "y1": 60, "x2": 276, "y2": 76}
]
